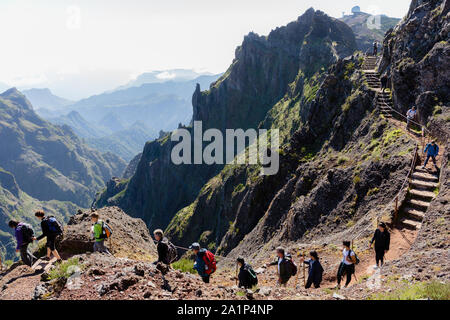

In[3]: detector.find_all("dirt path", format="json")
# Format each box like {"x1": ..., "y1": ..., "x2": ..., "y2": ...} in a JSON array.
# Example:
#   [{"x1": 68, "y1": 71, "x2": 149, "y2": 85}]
[{"x1": 0, "y1": 265, "x2": 41, "y2": 300}]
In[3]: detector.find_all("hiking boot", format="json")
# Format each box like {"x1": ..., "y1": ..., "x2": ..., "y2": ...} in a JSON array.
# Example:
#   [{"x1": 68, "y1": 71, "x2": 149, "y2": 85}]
[
  {"x1": 56, "y1": 259, "x2": 63, "y2": 264},
  {"x1": 42, "y1": 256, "x2": 51, "y2": 261}
]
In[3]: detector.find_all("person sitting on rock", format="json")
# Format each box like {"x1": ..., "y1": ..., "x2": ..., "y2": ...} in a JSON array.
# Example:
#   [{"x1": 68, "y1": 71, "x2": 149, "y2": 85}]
[
  {"x1": 336, "y1": 241, "x2": 356, "y2": 289},
  {"x1": 237, "y1": 257, "x2": 258, "y2": 289},
  {"x1": 32, "y1": 211, "x2": 63, "y2": 263},
  {"x1": 266, "y1": 247, "x2": 294, "y2": 287},
  {"x1": 190, "y1": 242, "x2": 216, "y2": 284},
  {"x1": 91, "y1": 213, "x2": 111, "y2": 255},
  {"x1": 369, "y1": 222, "x2": 390, "y2": 269},
  {"x1": 406, "y1": 106, "x2": 417, "y2": 131},
  {"x1": 153, "y1": 229, "x2": 177, "y2": 265},
  {"x1": 299, "y1": 251, "x2": 324, "y2": 289},
  {"x1": 422, "y1": 140, "x2": 439, "y2": 170},
  {"x1": 8, "y1": 220, "x2": 37, "y2": 267}
]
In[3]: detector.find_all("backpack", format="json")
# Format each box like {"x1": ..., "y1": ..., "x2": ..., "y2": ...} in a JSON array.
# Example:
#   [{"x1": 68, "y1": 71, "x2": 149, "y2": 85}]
[
  {"x1": 348, "y1": 250, "x2": 360, "y2": 265},
  {"x1": 246, "y1": 265, "x2": 258, "y2": 286},
  {"x1": 99, "y1": 221, "x2": 113, "y2": 239},
  {"x1": 166, "y1": 241, "x2": 178, "y2": 264},
  {"x1": 21, "y1": 223, "x2": 34, "y2": 243},
  {"x1": 285, "y1": 254, "x2": 298, "y2": 276},
  {"x1": 46, "y1": 216, "x2": 63, "y2": 235},
  {"x1": 202, "y1": 250, "x2": 217, "y2": 275}
]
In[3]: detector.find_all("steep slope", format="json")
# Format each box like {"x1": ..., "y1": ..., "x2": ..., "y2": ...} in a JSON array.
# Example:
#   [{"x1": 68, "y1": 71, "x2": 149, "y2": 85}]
[
  {"x1": 96, "y1": 9, "x2": 357, "y2": 232},
  {"x1": 0, "y1": 88, "x2": 126, "y2": 207},
  {"x1": 340, "y1": 12, "x2": 401, "y2": 52},
  {"x1": 374, "y1": 0, "x2": 450, "y2": 284},
  {"x1": 22, "y1": 88, "x2": 73, "y2": 111},
  {"x1": 48, "y1": 111, "x2": 107, "y2": 139},
  {"x1": 0, "y1": 168, "x2": 78, "y2": 261}
]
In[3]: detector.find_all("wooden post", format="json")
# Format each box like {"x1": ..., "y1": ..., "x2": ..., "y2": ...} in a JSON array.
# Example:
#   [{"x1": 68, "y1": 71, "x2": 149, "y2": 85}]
[{"x1": 235, "y1": 262, "x2": 238, "y2": 286}]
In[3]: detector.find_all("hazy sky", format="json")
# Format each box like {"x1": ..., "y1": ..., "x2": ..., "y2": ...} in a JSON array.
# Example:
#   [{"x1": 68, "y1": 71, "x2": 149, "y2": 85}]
[{"x1": 0, "y1": 0, "x2": 411, "y2": 99}]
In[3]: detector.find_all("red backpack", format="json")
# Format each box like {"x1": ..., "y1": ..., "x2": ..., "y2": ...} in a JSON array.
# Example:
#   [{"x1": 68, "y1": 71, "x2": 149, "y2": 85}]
[{"x1": 202, "y1": 250, "x2": 217, "y2": 275}]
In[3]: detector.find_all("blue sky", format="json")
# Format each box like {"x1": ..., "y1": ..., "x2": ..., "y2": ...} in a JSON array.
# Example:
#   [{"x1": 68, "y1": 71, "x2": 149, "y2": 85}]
[{"x1": 0, "y1": 0, "x2": 411, "y2": 99}]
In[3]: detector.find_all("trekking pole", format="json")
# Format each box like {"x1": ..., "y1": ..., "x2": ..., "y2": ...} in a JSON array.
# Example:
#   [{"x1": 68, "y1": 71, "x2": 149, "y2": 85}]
[
  {"x1": 302, "y1": 252, "x2": 306, "y2": 287},
  {"x1": 235, "y1": 262, "x2": 238, "y2": 286}
]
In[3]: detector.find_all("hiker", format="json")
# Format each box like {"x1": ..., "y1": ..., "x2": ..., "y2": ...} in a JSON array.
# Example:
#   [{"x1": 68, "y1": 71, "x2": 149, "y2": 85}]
[
  {"x1": 370, "y1": 222, "x2": 390, "y2": 268},
  {"x1": 91, "y1": 213, "x2": 111, "y2": 254},
  {"x1": 380, "y1": 74, "x2": 388, "y2": 92},
  {"x1": 32, "y1": 211, "x2": 63, "y2": 263},
  {"x1": 190, "y1": 242, "x2": 216, "y2": 283},
  {"x1": 8, "y1": 220, "x2": 37, "y2": 267},
  {"x1": 406, "y1": 106, "x2": 417, "y2": 131},
  {"x1": 373, "y1": 41, "x2": 378, "y2": 56},
  {"x1": 153, "y1": 229, "x2": 177, "y2": 265},
  {"x1": 422, "y1": 141, "x2": 440, "y2": 170},
  {"x1": 299, "y1": 251, "x2": 324, "y2": 289},
  {"x1": 237, "y1": 257, "x2": 258, "y2": 289},
  {"x1": 266, "y1": 247, "x2": 297, "y2": 286},
  {"x1": 336, "y1": 241, "x2": 356, "y2": 289}
]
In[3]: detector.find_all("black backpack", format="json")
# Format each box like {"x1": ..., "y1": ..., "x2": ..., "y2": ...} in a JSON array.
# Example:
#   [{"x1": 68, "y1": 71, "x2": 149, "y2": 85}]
[
  {"x1": 167, "y1": 241, "x2": 178, "y2": 264},
  {"x1": 21, "y1": 223, "x2": 34, "y2": 243},
  {"x1": 246, "y1": 265, "x2": 258, "y2": 286},
  {"x1": 285, "y1": 254, "x2": 298, "y2": 276}
]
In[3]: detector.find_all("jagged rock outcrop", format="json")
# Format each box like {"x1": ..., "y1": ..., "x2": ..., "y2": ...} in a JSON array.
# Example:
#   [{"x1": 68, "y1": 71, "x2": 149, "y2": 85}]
[
  {"x1": 379, "y1": 0, "x2": 449, "y2": 126},
  {"x1": 96, "y1": 8, "x2": 357, "y2": 232},
  {"x1": 59, "y1": 207, "x2": 157, "y2": 261}
]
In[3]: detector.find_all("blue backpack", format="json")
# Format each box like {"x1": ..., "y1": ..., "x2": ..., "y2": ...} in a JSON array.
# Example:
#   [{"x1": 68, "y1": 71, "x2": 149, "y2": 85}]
[{"x1": 46, "y1": 216, "x2": 63, "y2": 235}]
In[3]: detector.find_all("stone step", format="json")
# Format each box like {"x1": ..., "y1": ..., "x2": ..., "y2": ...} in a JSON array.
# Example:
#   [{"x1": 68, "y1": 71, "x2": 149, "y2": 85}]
[
  {"x1": 409, "y1": 189, "x2": 436, "y2": 199},
  {"x1": 410, "y1": 179, "x2": 439, "y2": 190},
  {"x1": 406, "y1": 199, "x2": 431, "y2": 210},
  {"x1": 412, "y1": 171, "x2": 439, "y2": 182},
  {"x1": 401, "y1": 218, "x2": 422, "y2": 230},
  {"x1": 403, "y1": 207, "x2": 426, "y2": 221}
]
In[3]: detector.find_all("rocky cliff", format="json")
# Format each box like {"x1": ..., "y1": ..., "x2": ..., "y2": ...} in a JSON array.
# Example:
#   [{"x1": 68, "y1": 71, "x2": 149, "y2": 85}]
[{"x1": 96, "y1": 8, "x2": 357, "y2": 232}]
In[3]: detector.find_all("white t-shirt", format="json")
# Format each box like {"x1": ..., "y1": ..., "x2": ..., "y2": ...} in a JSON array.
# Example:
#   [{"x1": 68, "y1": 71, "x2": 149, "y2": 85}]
[
  {"x1": 342, "y1": 249, "x2": 355, "y2": 265},
  {"x1": 278, "y1": 257, "x2": 282, "y2": 273},
  {"x1": 407, "y1": 109, "x2": 417, "y2": 119}
]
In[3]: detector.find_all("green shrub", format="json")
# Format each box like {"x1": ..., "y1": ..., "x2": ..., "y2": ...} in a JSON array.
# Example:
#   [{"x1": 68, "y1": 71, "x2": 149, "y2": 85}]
[
  {"x1": 369, "y1": 281, "x2": 450, "y2": 300},
  {"x1": 47, "y1": 258, "x2": 81, "y2": 281},
  {"x1": 172, "y1": 258, "x2": 196, "y2": 274}
]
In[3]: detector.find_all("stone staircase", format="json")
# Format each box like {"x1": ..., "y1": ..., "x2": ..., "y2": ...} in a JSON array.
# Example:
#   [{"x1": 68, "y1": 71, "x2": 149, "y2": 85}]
[
  {"x1": 362, "y1": 55, "x2": 378, "y2": 71},
  {"x1": 400, "y1": 166, "x2": 439, "y2": 230}
]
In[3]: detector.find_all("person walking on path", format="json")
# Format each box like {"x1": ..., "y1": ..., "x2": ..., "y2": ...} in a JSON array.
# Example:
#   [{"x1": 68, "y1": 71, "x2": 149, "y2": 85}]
[
  {"x1": 8, "y1": 220, "x2": 37, "y2": 267},
  {"x1": 406, "y1": 106, "x2": 417, "y2": 132},
  {"x1": 299, "y1": 251, "x2": 324, "y2": 289},
  {"x1": 237, "y1": 257, "x2": 258, "y2": 289},
  {"x1": 190, "y1": 242, "x2": 216, "y2": 284},
  {"x1": 91, "y1": 213, "x2": 111, "y2": 254},
  {"x1": 153, "y1": 229, "x2": 177, "y2": 265},
  {"x1": 266, "y1": 247, "x2": 296, "y2": 287},
  {"x1": 33, "y1": 211, "x2": 63, "y2": 263},
  {"x1": 370, "y1": 222, "x2": 390, "y2": 269},
  {"x1": 336, "y1": 241, "x2": 356, "y2": 289},
  {"x1": 373, "y1": 41, "x2": 378, "y2": 56},
  {"x1": 422, "y1": 141, "x2": 440, "y2": 170}
]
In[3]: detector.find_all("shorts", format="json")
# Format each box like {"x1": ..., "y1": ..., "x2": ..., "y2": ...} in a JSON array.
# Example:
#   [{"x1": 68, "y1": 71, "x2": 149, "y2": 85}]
[{"x1": 46, "y1": 235, "x2": 57, "y2": 251}]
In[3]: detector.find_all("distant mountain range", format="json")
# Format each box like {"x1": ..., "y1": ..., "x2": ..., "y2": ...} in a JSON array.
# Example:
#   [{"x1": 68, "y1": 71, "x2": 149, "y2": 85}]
[
  {"x1": 22, "y1": 88, "x2": 74, "y2": 110},
  {"x1": 34, "y1": 72, "x2": 221, "y2": 161}
]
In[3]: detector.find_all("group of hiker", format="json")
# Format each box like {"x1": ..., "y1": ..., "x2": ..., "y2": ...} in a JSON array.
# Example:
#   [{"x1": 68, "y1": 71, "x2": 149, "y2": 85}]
[{"x1": 148, "y1": 223, "x2": 391, "y2": 291}]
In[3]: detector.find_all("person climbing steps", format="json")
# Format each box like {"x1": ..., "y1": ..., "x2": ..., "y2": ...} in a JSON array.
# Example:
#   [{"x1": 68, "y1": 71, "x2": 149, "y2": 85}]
[{"x1": 422, "y1": 140, "x2": 440, "y2": 171}]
